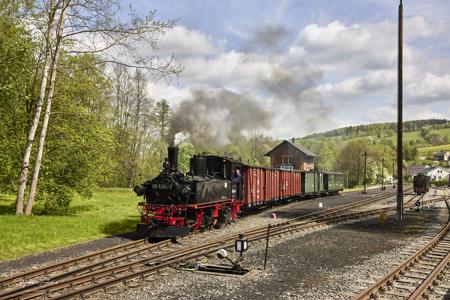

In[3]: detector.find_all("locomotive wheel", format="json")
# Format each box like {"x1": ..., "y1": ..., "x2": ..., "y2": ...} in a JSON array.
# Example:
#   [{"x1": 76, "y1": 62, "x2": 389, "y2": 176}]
[
  {"x1": 201, "y1": 209, "x2": 215, "y2": 231},
  {"x1": 214, "y1": 209, "x2": 231, "y2": 229}
]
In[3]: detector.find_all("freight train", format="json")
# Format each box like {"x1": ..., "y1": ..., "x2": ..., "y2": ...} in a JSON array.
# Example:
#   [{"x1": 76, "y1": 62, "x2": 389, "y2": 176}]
[{"x1": 134, "y1": 146, "x2": 344, "y2": 237}]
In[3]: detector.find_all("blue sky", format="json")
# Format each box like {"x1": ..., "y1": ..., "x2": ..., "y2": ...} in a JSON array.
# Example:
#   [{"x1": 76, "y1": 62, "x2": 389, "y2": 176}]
[{"x1": 120, "y1": 0, "x2": 450, "y2": 140}]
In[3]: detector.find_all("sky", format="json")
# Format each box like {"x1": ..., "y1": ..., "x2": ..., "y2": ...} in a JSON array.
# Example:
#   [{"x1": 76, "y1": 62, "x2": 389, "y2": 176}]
[{"x1": 119, "y1": 0, "x2": 450, "y2": 140}]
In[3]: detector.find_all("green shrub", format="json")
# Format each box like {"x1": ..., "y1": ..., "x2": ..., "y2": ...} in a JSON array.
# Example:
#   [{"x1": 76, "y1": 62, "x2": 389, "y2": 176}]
[{"x1": 430, "y1": 180, "x2": 449, "y2": 187}]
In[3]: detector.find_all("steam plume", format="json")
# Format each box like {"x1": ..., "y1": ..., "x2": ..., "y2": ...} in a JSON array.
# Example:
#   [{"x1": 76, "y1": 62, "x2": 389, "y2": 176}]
[{"x1": 169, "y1": 89, "x2": 273, "y2": 147}]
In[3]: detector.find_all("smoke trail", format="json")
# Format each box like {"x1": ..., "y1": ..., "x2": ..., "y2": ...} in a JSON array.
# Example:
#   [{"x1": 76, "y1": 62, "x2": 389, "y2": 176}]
[{"x1": 169, "y1": 88, "x2": 273, "y2": 147}]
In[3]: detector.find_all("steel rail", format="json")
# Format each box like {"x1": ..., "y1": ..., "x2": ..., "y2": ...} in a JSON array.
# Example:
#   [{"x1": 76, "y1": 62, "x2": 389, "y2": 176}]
[
  {"x1": 7, "y1": 193, "x2": 439, "y2": 300},
  {"x1": 407, "y1": 188, "x2": 450, "y2": 300},
  {"x1": 355, "y1": 189, "x2": 450, "y2": 300}
]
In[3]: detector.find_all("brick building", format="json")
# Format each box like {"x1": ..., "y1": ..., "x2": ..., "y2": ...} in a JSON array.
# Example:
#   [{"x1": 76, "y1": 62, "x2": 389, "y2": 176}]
[{"x1": 264, "y1": 139, "x2": 318, "y2": 171}]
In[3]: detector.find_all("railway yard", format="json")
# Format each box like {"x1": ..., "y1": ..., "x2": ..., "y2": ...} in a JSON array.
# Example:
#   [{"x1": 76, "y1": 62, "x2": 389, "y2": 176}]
[{"x1": 0, "y1": 187, "x2": 449, "y2": 299}]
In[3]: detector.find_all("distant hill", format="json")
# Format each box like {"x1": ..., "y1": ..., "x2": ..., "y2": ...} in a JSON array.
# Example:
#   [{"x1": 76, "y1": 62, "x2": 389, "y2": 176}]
[
  {"x1": 302, "y1": 119, "x2": 448, "y2": 140},
  {"x1": 297, "y1": 119, "x2": 450, "y2": 168}
]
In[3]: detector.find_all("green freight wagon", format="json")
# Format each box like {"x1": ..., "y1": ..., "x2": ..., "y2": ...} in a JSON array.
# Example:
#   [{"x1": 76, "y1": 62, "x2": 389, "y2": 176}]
[
  {"x1": 301, "y1": 171, "x2": 316, "y2": 194},
  {"x1": 323, "y1": 171, "x2": 344, "y2": 193},
  {"x1": 316, "y1": 172, "x2": 325, "y2": 193}
]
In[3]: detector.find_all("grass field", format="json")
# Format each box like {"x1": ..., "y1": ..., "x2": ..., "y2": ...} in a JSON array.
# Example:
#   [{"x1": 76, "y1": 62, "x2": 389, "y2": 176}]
[
  {"x1": 418, "y1": 144, "x2": 450, "y2": 155},
  {"x1": 314, "y1": 128, "x2": 450, "y2": 146},
  {"x1": 0, "y1": 188, "x2": 139, "y2": 261}
]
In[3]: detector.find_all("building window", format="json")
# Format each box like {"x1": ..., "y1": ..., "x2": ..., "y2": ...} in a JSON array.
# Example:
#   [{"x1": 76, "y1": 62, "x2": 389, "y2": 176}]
[{"x1": 282, "y1": 155, "x2": 293, "y2": 165}]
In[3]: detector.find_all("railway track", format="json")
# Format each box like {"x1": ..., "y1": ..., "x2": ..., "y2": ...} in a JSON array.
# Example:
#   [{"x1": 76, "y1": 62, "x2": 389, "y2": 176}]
[
  {"x1": 0, "y1": 189, "x2": 429, "y2": 299},
  {"x1": 355, "y1": 188, "x2": 450, "y2": 300}
]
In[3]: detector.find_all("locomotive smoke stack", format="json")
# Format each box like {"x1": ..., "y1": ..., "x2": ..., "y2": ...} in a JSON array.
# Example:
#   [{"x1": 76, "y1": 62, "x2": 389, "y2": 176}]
[{"x1": 168, "y1": 146, "x2": 179, "y2": 171}]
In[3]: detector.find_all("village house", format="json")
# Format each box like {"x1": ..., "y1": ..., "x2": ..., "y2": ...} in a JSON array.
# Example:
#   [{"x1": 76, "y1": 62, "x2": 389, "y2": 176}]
[
  {"x1": 421, "y1": 166, "x2": 450, "y2": 181},
  {"x1": 407, "y1": 165, "x2": 428, "y2": 177},
  {"x1": 264, "y1": 139, "x2": 318, "y2": 171},
  {"x1": 433, "y1": 151, "x2": 450, "y2": 162}
]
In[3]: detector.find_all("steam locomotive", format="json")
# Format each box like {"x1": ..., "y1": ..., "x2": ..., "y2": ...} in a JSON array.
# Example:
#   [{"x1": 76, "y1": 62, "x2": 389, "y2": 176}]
[
  {"x1": 413, "y1": 173, "x2": 430, "y2": 194},
  {"x1": 134, "y1": 146, "x2": 344, "y2": 237}
]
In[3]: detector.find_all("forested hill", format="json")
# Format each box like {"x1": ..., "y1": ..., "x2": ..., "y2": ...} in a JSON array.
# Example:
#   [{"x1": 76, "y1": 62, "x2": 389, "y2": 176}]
[{"x1": 302, "y1": 119, "x2": 448, "y2": 140}]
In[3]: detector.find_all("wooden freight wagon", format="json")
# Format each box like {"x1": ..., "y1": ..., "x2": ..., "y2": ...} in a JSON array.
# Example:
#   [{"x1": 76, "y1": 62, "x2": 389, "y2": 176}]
[
  {"x1": 264, "y1": 168, "x2": 280, "y2": 202},
  {"x1": 243, "y1": 167, "x2": 264, "y2": 207},
  {"x1": 323, "y1": 171, "x2": 344, "y2": 193},
  {"x1": 301, "y1": 171, "x2": 316, "y2": 195},
  {"x1": 315, "y1": 172, "x2": 325, "y2": 193},
  {"x1": 243, "y1": 166, "x2": 302, "y2": 208},
  {"x1": 280, "y1": 169, "x2": 302, "y2": 199}
]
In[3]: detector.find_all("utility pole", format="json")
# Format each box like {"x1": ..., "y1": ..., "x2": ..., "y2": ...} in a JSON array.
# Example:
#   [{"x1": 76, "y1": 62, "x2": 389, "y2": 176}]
[
  {"x1": 381, "y1": 157, "x2": 385, "y2": 190},
  {"x1": 392, "y1": 161, "x2": 395, "y2": 189},
  {"x1": 397, "y1": 0, "x2": 404, "y2": 223},
  {"x1": 346, "y1": 172, "x2": 349, "y2": 189},
  {"x1": 362, "y1": 151, "x2": 368, "y2": 194}
]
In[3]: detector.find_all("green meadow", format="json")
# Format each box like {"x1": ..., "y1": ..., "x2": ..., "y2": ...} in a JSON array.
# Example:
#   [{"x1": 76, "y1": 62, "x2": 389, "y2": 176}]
[{"x1": 0, "y1": 188, "x2": 139, "y2": 261}]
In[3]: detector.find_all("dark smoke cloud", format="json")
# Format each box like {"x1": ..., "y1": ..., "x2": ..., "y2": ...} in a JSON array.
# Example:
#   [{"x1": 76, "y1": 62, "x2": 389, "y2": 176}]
[
  {"x1": 260, "y1": 64, "x2": 334, "y2": 133},
  {"x1": 169, "y1": 89, "x2": 273, "y2": 147},
  {"x1": 244, "y1": 23, "x2": 333, "y2": 134},
  {"x1": 243, "y1": 23, "x2": 290, "y2": 54}
]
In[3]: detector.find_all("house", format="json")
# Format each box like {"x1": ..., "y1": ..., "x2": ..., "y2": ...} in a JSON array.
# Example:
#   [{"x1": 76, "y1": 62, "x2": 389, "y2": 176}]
[
  {"x1": 264, "y1": 139, "x2": 318, "y2": 171},
  {"x1": 407, "y1": 165, "x2": 429, "y2": 177},
  {"x1": 421, "y1": 166, "x2": 450, "y2": 181},
  {"x1": 433, "y1": 151, "x2": 450, "y2": 162}
]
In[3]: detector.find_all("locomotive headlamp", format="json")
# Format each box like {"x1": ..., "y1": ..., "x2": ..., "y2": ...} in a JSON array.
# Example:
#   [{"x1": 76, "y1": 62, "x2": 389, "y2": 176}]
[{"x1": 235, "y1": 233, "x2": 248, "y2": 255}]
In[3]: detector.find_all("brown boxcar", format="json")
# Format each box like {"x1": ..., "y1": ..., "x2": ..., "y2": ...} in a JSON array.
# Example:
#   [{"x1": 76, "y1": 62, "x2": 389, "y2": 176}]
[
  {"x1": 244, "y1": 167, "x2": 264, "y2": 207},
  {"x1": 264, "y1": 168, "x2": 280, "y2": 202},
  {"x1": 243, "y1": 166, "x2": 302, "y2": 208}
]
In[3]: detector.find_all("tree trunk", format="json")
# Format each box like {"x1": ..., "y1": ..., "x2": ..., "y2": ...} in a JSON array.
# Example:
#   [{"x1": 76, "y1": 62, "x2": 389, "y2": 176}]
[
  {"x1": 25, "y1": 1, "x2": 68, "y2": 215},
  {"x1": 15, "y1": 1, "x2": 57, "y2": 215}
]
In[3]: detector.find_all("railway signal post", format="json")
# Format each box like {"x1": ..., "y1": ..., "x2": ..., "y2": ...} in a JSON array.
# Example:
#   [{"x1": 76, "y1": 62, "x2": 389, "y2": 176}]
[{"x1": 397, "y1": 0, "x2": 404, "y2": 223}]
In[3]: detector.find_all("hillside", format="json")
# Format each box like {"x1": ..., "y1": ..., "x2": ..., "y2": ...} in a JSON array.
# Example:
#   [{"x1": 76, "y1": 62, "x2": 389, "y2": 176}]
[
  {"x1": 293, "y1": 119, "x2": 450, "y2": 187},
  {"x1": 300, "y1": 119, "x2": 450, "y2": 163},
  {"x1": 303, "y1": 119, "x2": 448, "y2": 140}
]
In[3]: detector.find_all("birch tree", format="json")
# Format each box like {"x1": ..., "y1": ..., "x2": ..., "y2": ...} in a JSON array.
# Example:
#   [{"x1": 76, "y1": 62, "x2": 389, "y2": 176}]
[
  {"x1": 15, "y1": 0, "x2": 182, "y2": 215},
  {"x1": 15, "y1": 0, "x2": 58, "y2": 214}
]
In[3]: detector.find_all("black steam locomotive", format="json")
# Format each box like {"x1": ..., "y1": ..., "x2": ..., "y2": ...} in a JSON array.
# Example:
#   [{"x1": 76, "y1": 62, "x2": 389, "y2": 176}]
[
  {"x1": 413, "y1": 173, "x2": 430, "y2": 194},
  {"x1": 134, "y1": 146, "x2": 242, "y2": 237}
]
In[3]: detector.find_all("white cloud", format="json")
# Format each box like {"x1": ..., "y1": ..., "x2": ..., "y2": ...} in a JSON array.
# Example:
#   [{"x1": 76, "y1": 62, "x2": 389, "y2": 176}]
[
  {"x1": 416, "y1": 110, "x2": 446, "y2": 120},
  {"x1": 408, "y1": 73, "x2": 450, "y2": 103},
  {"x1": 154, "y1": 26, "x2": 224, "y2": 58},
  {"x1": 144, "y1": 16, "x2": 450, "y2": 138}
]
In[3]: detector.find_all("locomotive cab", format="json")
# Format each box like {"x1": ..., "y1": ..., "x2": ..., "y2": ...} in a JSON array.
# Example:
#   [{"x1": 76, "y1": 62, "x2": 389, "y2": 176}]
[{"x1": 202, "y1": 155, "x2": 243, "y2": 200}]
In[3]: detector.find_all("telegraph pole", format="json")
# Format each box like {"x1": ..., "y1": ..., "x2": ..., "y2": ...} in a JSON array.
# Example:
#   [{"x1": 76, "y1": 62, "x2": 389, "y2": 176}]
[
  {"x1": 392, "y1": 161, "x2": 395, "y2": 189},
  {"x1": 397, "y1": 0, "x2": 404, "y2": 223},
  {"x1": 362, "y1": 151, "x2": 368, "y2": 194},
  {"x1": 381, "y1": 157, "x2": 385, "y2": 190}
]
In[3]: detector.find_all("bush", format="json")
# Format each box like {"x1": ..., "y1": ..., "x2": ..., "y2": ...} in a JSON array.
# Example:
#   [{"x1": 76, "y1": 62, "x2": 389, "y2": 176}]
[{"x1": 430, "y1": 180, "x2": 449, "y2": 187}]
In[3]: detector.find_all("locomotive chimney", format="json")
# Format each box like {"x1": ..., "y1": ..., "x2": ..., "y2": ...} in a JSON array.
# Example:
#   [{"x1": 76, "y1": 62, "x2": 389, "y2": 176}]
[{"x1": 168, "y1": 146, "x2": 179, "y2": 171}]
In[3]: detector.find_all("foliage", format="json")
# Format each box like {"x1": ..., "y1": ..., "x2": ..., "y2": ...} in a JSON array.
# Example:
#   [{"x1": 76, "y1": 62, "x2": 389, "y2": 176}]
[
  {"x1": 0, "y1": 15, "x2": 37, "y2": 193},
  {"x1": 430, "y1": 180, "x2": 448, "y2": 187}
]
